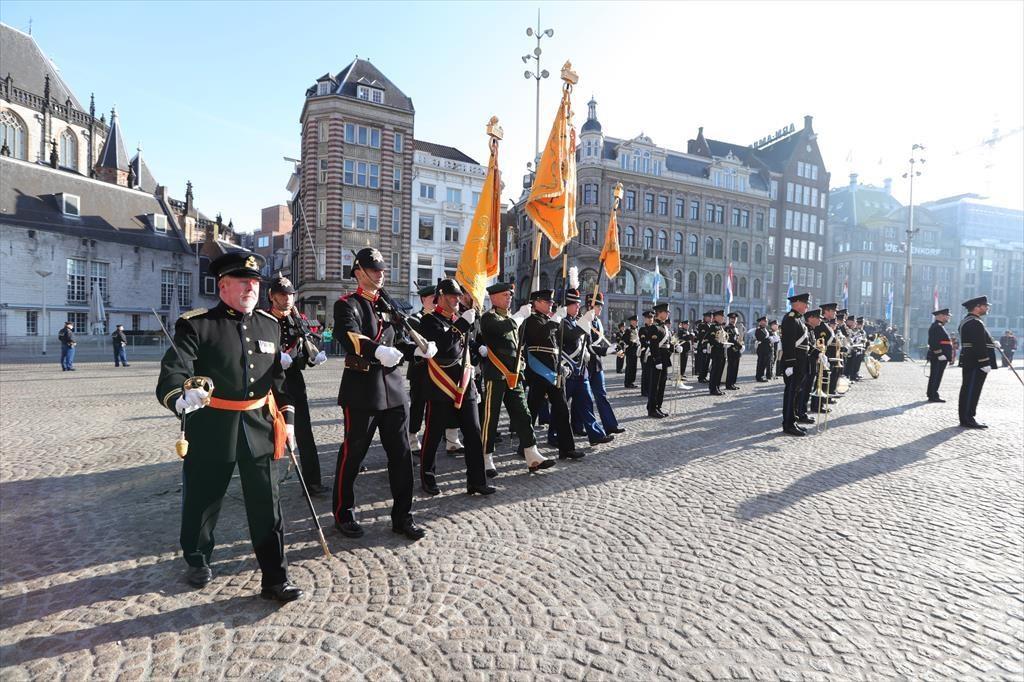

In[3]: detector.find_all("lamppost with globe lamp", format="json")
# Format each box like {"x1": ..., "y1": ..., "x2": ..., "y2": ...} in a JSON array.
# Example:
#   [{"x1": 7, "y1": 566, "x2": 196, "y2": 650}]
[
  {"x1": 35, "y1": 269, "x2": 52, "y2": 355},
  {"x1": 901, "y1": 144, "x2": 925, "y2": 349},
  {"x1": 522, "y1": 11, "x2": 554, "y2": 164}
]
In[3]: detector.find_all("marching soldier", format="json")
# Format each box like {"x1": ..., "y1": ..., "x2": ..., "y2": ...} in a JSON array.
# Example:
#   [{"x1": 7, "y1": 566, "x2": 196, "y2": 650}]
[
  {"x1": 586, "y1": 292, "x2": 625, "y2": 434},
  {"x1": 639, "y1": 310, "x2": 656, "y2": 397},
  {"x1": 675, "y1": 319, "x2": 693, "y2": 384},
  {"x1": 754, "y1": 317, "x2": 771, "y2": 382},
  {"x1": 695, "y1": 311, "x2": 713, "y2": 383},
  {"x1": 614, "y1": 321, "x2": 627, "y2": 373},
  {"x1": 622, "y1": 315, "x2": 640, "y2": 388},
  {"x1": 332, "y1": 248, "x2": 430, "y2": 541},
  {"x1": 156, "y1": 251, "x2": 301, "y2": 601},
  {"x1": 646, "y1": 303, "x2": 673, "y2": 418},
  {"x1": 806, "y1": 308, "x2": 830, "y2": 415},
  {"x1": 523, "y1": 289, "x2": 583, "y2": 460},
  {"x1": 266, "y1": 274, "x2": 329, "y2": 495},
  {"x1": 417, "y1": 278, "x2": 496, "y2": 496},
  {"x1": 406, "y1": 284, "x2": 437, "y2": 455},
  {"x1": 926, "y1": 307, "x2": 954, "y2": 402},
  {"x1": 958, "y1": 295, "x2": 998, "y2": 429},
  {"x1": 706, "y1": 310, "x2": 727, "y2": 396},
  {"x1": 560, "y1": 288, "x2": 614, "y2": 445},
  {"x1": 476, "y1": 281, "x2": 554, "y2": 474},
  {"x1": 780, "y1": 293, "x2": 812, "y2": 436},
  {"x1": 724, "y1": 312, "x2": 743, "y2": 390}
]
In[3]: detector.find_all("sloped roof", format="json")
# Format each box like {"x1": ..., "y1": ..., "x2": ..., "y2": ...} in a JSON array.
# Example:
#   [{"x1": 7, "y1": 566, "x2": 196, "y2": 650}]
[
  {"x1": 0, "y1": 23, "x2": 83, "y2": 109},
  {"x1": 828, "y1": 184, "x2": 903, "y2": 227},
  {"x1": 129, "y1": 152, "x2": 157, "y2": 193},
  {"x1": 95, "y1": 109, "x2": 129, "y2": 171},
  {"x1": 414, "y1": 140, "x2": 479, "y2": 165},
  {"x1": 0, "y1": 156, "x2": 191, "y2": 253},
  {"x1": 754, "y1": 132, "x2": 803, "y2": 172},
  {"x1": 311, "y1": 58, "x2": 414, "y2": 113}
]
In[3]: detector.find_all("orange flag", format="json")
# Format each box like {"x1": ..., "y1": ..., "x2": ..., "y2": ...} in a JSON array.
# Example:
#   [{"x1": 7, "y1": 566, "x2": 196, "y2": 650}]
[
  {"x1": 525, "y1": 74, "x2": 578, "y2": 259},
  {"x1": 599, "y1": 203, "x2": 621, "y2": 279},
  {"x1": 456, "y1": 118, "x2": 503, "y2": 308}
]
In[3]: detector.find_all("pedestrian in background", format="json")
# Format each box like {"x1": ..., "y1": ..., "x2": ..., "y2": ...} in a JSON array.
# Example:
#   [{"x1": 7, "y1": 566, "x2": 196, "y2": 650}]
[
  {"x1": 58, "y1": 320, "x2": 76, "y2": 371},
  {"x1": 112, "y1": 324, "x2": 130, "y2": 367}
]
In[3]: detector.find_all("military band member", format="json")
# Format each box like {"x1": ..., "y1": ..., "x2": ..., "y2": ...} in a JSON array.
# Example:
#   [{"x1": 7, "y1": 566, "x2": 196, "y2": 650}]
[
  {"x1": 807, "y1": 308, "x2": 831, "y2": 415},
  {"x1": 477, "y1": 281, "x2": 554, "y2": 474},
  {"x1": 705, "y1": 310, "x2": 727, "y2": 396},
  {"x1": 156, "y1": 251, "x2": 301, "y2": 601},
  {"x1": 925, "y1": 308, "x2": 953, "y2": 402},
  {"x1": 523, "y1": 289, "x2": 583, "y2": 459},
  {"x1": 333, "y1": 248, "x2": 429, "y2": 541},
  {"x1": 780, "y1": 293, "x2": 812, "y2": 436},
  {"x1": 406, "y1": 284, "x2": 437, "y2": 455},
  {"x1": 639, "y1": 310, "x2": 656, "y2": 397},
  {"x1": 724, "y1": 312, "x2": 743, "y2": 390},
  {"x1": 957, "y1": 295, "x2": 998, "y2": 429},
  {"x1": 622, "y1": 315, "x2": 641, "y2": 388},
  {"x1": 695, "y1": 311, "x2": 713, "y2": 383},
  {"x1": 266, "y1": 274, "x2": 329, "y2": 495},
  {"x1": 646, "y1": 303, "x2": 673, "y2": 417},
  {"x1": 561, "y1": 288, "x2": 614, "y2": 445},
  {"x1": 844, "y1": 316, "x2": 865, "y2": 381},
  {"x1": 586, "y1": 292, "x2": 625, "y2": 434},
  {"x1": 675, "y1": 319, "x2": 693, "y2": 383},
  {"x1": 820, "y1": 303, "x2": 842, "y2": 400},
  {"x1": 754, "y1": 317, "x2": 771, "y2": 382},
  {"x1": 614, "y1": 321, "x2": 627, "y2": 373},
  {"x1": 768, "y1": 319, "x2": 782, "y2": 380}
]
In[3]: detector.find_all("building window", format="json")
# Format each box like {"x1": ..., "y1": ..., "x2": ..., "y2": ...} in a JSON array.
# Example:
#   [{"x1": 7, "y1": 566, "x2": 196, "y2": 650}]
[
  {"x1": 625, "y1": 190, "x2": 636, "y2": 211},
  {"x1": 715, "y1": 205, "x2": 724, "y2": 224},
  {"x1": 132, "y1": 313, "x2": 141, "y2": 331},
  {"x1": 624, "y1": 225, "x2": 636, "y2": 247},
  {"x1": 613, "y1": 269, "x2": 637, "y2": 295},
  {"x1": 786, "y1": 182, "x2": 795, "y2": 202},
  {"x1": 741, "y1": 210, "x2": 750, "y2": 228},
  {"x1": 769, "y1": 208, "x2": 777, "y2": 229},
  {"x1": 317, "y1": 120, "x2": 328, "y2": 142},
  {"x1": 68, "y1": 312, "x2": 88, "y2": 331},
  {"x1": 418, "y1": 215, "x2": 435, "y2": 240},
  {"x1": 770, "y1": 180, "x2": 778, "y2": 200},
  {"x1": 754, "y1": 244, "x2": 763, "y2": 265},
  {"x1": 754, "y1": 278, "x2": 762, "y2": 298},
  {"x1": 688, "y1": 271, "x2": 698, "y2": 294},
  {"x1": 393, "y1": 168, "x2": 402, "y2": 191},
  {"x1": 416, "y1": 255, "x2": 433, "y2": 284},
  {"x1": 732, "y1": 208, "x2": 741, "y2": 226},
  {"x1": 258, "y1": 236, "x2": 270, "y2": 248},
  {"x1": 471, "y1": 191, "x2": 481, "y2": 209},
  {"x1": 446, "y1": 188, "x2": 462, "y2": 206},
  {"x1": 67, "y1": 258, "x2": 87, "y2": 303},
  {"x1": 62, "y1": 194, "x2": 81, "y2": 217},
  {"x1": 317, "y1": 81, "x2": 331, "y2": 96},
  {"x1": 738, "y1": 277, "x2": 747, "y2": 298},
  {"x1": 704, "y1": 236, "x2": 714, "y2": 258},
  {"x1": 767, "y1": 264, "x2": 774, "y2": 283},
  {"x1": 420, "y1": 183, "x2": 436, "y2": 200},
  {"x1": 160, "y1": 269, "x2": 176, "y2": 306},
  {"x1": 177, "y1": 272, "x2": 191, "y2": 307},
  {"x1": 392, "y1": 207, "x2": 401, "y2": 234},
  {"x1": 394, "y1": 132, "x2": 404, "y2": 153},
  {"x1": 343, "y1": 160, "x2": 380, "y2": 188},
  {"x1": 658, "y1": 230, "x2": 668, "y2": 251},
  {"x1": 690, "y1": 200, "x2": 700, "y2": 221},
  {"x1": 444, "y1": 220, "x2": 460, "y2": 242},
  {"x1": 673, "y1": 270, "x2": 683, "y2": 293},
  {"x1": 658, "y1": 196, "x2": 668, "y2": 216},
  {"x1": 319, "y1": 159, "x2": 328, "y2": 184},
  {"x1": 674, "y1": 232, "x2": 683, "y2": 254},
  {"x1": 731, "y1": 240, "x2": 740, "y2": 261},
  {"x1": 768, "y1": 236, "x2": 775, "y2": 256},
  {"x1": 740, "y1": 242, "x2": 749, "y2": 263},
  {"x1": 687, "y1": 234, "x2": 698, "y2": 256},
  {"x1": 703, "y1": 273, "x2": 713, "y2": 294},
  {"x1": 60, "y1": 129, "x2": 78, "y2": 170},
  {"x1": 705, "y1": 204, "x2": 715, "y2": 223},
  {"x1": 342, "y1": 201, "x2": 379, "y2": 231},
  {"x1": 714, "y1": 239, "x2": 723, "y2": 259},
  {"x1": 203, "y1": 275, "x2": 216, "y2": 295},
  {"x1": 317, "y1": 199, "x2": 326, "y2": 227},
  {"x1": 444, "y1": 258, "x2": 458, "y2": 277},
  {"x1": 640, "y1": 228, "x2": 652, "y2": 249},
  {"x1": 583, "y1": 184, "x2": 598, "y2": 205},
  {"x1": 644, "y1": 193, "x2": 655, "y2": 213},
  {"x1": 26, "y1": 310, "x2": 38, "y2": 336},
  {"x1": 391, "y1": 252, "x2": 400, "y2": 271},
  {"x1": 344, "y1": 123, "x2": 382, "y2": 148},
  {"x1": 0, "y1": 109, "x2": 27, "y2": 160},
  {"x1": 675, "y1": 198, "x2": 684, "y2": 219}
]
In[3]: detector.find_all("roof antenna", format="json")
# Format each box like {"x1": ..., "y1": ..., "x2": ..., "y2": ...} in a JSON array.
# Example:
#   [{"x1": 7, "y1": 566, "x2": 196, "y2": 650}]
[{"x1": 28, "y1": 17, "x2": 33, "y2": 35}]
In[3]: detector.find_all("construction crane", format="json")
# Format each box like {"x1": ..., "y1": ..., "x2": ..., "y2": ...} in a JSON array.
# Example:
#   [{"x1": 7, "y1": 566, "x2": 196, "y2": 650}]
[{"x1": 953, "y1": 124, "x2": 1023, "y2": 194}]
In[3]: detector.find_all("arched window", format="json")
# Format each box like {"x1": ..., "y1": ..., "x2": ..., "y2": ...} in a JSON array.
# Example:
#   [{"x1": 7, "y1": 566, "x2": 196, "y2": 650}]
[
  {"x1": 704, "y1": 273, "x2": 713, "y2": 294},
  {"x1": 60, "y1": 129, "x2": 78, "y2": 170},
  {"x1": 740, "y1": 242, "x2": 749, "y2": 263},
  {"x1": 738, "y1": 277, "x2": 748, "y2": 297},
  {"x1": 674, "y1": 307, "x2": 682, "y2": 321},
  {"x1": 643, "y1": 227, "x2": 654, "y2": 249},
  {"x1": 658, "y1": 230, "x2": 668, "y2": 251},
  {"x1": 673, "y1": 270, "x2": 683, "y2": 292},
  {"x1": 1, "y1": 109, "x2": 27, "y2": 160},
  {"x1": 704, "y1": 236, "x2": 714, "y2": 258},
  {"x1": 688, "y1": 271, "x2": 698, "y2": 294},
  {"x1": 614, "y1": 268, "x2": 637, "y2": 295},
  {"x1": 714, "y1": 274, "x2": 723, "y2": 294},
  {"x1": 731, "y1": 240, "x2": 740, "y2": 261},
  {"x1": 754, "y1": 244, "x2": 763, "y2": 265},
  {"x1": 688, "y1": 234, "x2": 698, "y2": 256},
  {"x1": 714, "y1": 239, "x2": 723, "y2": 259},
  {"x1": 753, "y1": 278, "x2": 762, "y2": 298},
  {"x1": 624, "y1": 225, "x2": 636, "y2": 247},
  {"x1": 674, "y1": 232, "x2": 683, "y2": 254},
  {"x1": 689, "y1": 307, "x2": 697, "y2": 321},
  {"x1": 580, "y1": 268, "x2": 599, "y2": 294}
]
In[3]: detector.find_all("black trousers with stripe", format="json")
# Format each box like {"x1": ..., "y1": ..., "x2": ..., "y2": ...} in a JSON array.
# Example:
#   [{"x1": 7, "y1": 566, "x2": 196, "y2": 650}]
[{"x1": 419, "y1": 398, "x2": 487, "y2": 489}]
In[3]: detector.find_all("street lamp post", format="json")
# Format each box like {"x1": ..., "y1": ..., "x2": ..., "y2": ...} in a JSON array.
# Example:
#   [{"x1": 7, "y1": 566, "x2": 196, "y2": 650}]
[
  {"x1": 901, "y1": 144, "x2": 925, "y2": 348},
  {"x1": 522, "y1": 10, "x2": 554, "y2": 163},
  {"x1": 35, "y1": 269, "x2": 52, "y2": 355}
]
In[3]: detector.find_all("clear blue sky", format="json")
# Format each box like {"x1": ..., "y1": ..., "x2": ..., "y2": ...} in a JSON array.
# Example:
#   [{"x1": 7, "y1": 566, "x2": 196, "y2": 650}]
[{"x1": 3, "y1": 1, "x2": 1021, "y2": 231}]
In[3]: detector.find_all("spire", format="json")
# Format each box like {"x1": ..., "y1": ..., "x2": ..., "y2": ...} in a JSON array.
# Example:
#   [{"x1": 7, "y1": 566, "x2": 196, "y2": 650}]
[
  {"x1": 581, "y1": 96, "x2": 602, "y2": 134},
  {"x1": 94, "y1": 107, "x2": 130, "y2": 186},
  {"x1": 89, "y1": 93, "x2": 95, "y2": 118}
]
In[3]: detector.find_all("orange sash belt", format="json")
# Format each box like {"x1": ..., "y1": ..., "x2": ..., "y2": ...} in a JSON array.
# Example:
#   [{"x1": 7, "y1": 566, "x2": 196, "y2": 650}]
[
  {"x1": 487, "y1": 351, "x2": 520, "y2": 389},
  {"x1": 208, "y1": 393, "x2": 287, "y2": 460}
]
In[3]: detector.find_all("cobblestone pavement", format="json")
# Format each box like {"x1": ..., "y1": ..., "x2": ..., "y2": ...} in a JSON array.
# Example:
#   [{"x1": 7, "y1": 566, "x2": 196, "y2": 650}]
[{"x1": 1, "y1": 355, "x2": 1022, "y2": 680}]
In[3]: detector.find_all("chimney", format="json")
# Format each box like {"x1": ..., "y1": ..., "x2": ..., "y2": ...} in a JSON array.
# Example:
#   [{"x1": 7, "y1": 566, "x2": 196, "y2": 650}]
[
  {"x1": 849, "y1": 173, "x2": 859, "y2": 188},
  {"x1": 185, "y1": 181, "x2": 194, "y2": 216},
  {"x1": 883, "y1": 177, "x2": 892, "y2": 194},
  {"x1": 804, "y1": 115, "x2": 813, "y2": 131}
]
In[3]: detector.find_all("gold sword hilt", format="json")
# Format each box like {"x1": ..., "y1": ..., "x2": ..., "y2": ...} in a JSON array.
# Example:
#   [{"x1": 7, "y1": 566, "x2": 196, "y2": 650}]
[{"x1": 175, "y1": 376, "x2": 215, "y2": 459}]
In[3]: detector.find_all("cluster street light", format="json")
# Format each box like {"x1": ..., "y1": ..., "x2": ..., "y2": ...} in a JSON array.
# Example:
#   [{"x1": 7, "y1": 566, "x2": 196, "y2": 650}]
[
  {"x1": 522, "y1": 11, "x2": 554, "y2": 164},
  {"x1": 35, "y1": 269, "x2": 52, "y2": 355},
  {"x1": 901, "y1": 144, "x2": 926, "y2": 345}
]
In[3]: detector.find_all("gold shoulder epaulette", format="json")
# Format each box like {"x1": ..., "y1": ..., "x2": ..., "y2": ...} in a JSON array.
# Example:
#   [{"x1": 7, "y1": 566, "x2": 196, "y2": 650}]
[
  {"x1": 181, "y1": 308, "x2": 208, "y2": 320},
  {"x1": 255, "y1": 309, "x2": 277, "y2": 320}
]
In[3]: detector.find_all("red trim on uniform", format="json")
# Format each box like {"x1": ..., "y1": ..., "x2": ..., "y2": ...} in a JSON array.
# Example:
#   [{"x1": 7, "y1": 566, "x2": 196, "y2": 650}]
[
  {"x1": 356, "y1": 287, "x2": 379, "y2": 302},
  {"x1": 334, "y1": 407, "x2": 351, "y2": 520}
]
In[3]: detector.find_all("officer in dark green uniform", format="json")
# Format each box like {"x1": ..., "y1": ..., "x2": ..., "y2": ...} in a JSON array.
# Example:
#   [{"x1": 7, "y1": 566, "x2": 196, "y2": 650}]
[
  {"x1": 156, "y1": 251, "x2": 302, "y2": 602},
  {"x1": 477, "y1": 281, "x2": 555, "y2": 474}
]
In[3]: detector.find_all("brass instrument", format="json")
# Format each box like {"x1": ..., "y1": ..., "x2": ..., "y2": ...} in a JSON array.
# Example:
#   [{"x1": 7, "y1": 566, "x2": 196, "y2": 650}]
[
  {"x1": 864, "y1": 335, "x2": 889, "y2": 379},
  {"x1": 715, "y1": 328, "x2": 729, "y2": 346},
  {"x1": 813, "y1": 338, "x2": 831, "y2": 434}
]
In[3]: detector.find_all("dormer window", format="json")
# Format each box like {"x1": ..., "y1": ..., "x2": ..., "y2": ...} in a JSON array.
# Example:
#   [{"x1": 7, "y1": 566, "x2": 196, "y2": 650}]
[
  {"x1": 317, "y1": 81, "x2": 332, "y2": 96},
  {"x1": 357, "y1": 85, "x2": 384, "y2": 104},
  {"x1": 59, "y1": 193, "x2": 80, "y2": 217},
  {"x1": 150, "y1": 214, "x2": 168, "y2": 232}
]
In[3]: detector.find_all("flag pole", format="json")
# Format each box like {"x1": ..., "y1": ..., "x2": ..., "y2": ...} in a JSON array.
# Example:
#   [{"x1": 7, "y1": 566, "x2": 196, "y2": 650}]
[{"x1": 592, "y1": 182, "x2": 624, "y2": 305}]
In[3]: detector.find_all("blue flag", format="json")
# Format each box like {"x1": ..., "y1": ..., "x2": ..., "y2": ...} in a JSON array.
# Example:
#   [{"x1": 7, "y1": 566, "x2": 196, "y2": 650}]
[
  {"x1": 885, "y1": 287, "x2": 894, "y2": 321},
  {"x1": 786, "y1": 276, "x2": 795, "y2": 309}
]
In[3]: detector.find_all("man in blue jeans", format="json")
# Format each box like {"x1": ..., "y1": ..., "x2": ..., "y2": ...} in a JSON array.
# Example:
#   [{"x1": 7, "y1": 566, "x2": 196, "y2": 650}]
[
  {"x1": 58, "y1": 320, "x2": 77, "y2": 371},
  {"x1": 112, "y1": 324, "x2": 130, "y2": 367}
]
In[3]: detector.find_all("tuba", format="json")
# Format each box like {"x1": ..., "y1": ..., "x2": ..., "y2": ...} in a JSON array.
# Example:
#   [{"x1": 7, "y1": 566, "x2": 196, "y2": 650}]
[{"x1": 864, "y1": 335, "x2": 889, "y2": 379}]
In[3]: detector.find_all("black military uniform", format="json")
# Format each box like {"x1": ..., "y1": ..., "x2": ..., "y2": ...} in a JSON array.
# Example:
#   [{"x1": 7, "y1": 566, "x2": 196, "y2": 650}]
[
  {"x1": 957, "y1": 295, "x2": 998, "y2": 428},
  {"x1": 780, "y1": 293, "x2": 812, "y2": 436},
  {"x1": 155, "y1": 251, "x2": 300, "y2": 601},
  {"x1": 406, "y1": 284, "x2": 437, "y2": 454},
  {"x1": 638, "y1": 311, "x2": 656, "y2": 397},
  {"x1": 675, "y1": 321, "x2": 693, "y2": 381},
  {"x1": 695, "y1": 312, "x2": 713, "y2": 382},
  {"x1": 724, "y1": 312, "x2": 743, "y2": 390},
  {"x1": 807, "y1": 310, "x2": 831, "y2": 414},
  {"x1": 706, "y1": 310, "x2": 727, "y2": 395},
  {"x1": 266, "y1": 275, "x2": 327, "y2": 494},
  {"x1": 332, "y1": 248, "x2": 423, "y2": 540},
  {"x1": 622, "y1": 316, "x2": 640, "y2": 388},
  {"x1": 523, "y1": 289, "x2": 581, "y2": 459},
  {"x1": 646, "y1": 303, "x2": 672, "y2": 417},
  {"x1": 754, "y1": 317, "x2": 771, "y2": 381},
  {"x1": 926, "y1": 308, "x2": 953, "y2": 402},
  {"x1": 614, "y1": 323, "x2": 627, "y2": 373}
]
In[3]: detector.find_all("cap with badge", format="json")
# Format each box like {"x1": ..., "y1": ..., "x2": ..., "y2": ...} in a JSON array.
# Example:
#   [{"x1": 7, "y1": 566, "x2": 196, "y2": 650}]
[
  {"x1": 820, "y1": 302, "x2": 838, "y2": 311},
  {"x1": 804, "y1": 309, "x2": 822, "y2": 320},
  {"x1": 268, "y1": 272, "x2": 295, "y2": 294},
  {"x1": 702, "y1": 310, "x2": 713, "y2": 318},
  {"x1": 417, "y1": 283, "x2": 437, "y2": 298},
  {"x1": 643, "y1": 310, "x2": 655, "y2": 319},
  {"x1": 435, "y1": 278, "x2": 463, "y2": 297},
  {"x1": 711, "y1": 309, "x2": 725, "y2": 316},
  {"x1": 653, "y1": 302, "x2": 669, "y2": 313},
  {"x1": 962, "y1": 295, "x2": 989, "y2": 309},
  {"x1": 564, "y1": 288, "x2": 581, "y2": 304},
  {"x1": 209, "y1": 251, "x2": 265, "y2": 279},
  {"x1": 586, "y1": 292, "x2": 605, "y2": 306},
  {"x1": 351, "y1": 247, "x2": 386, "y2": 278},
  {"x1": 486, "y1": 282, "x2": 514, "y2": 295},
  {"x1": 932, "y1": 308, "x2": 950, "y2": 316},
  {"x1": 757, "y1": 316, "x2": 767, "y2": 323},
  {"x1": 727, "y1": 312, "x2": 738, "y2": 319},
  {"x1": 788, "y1": 292, "x2": 810, "y2": 303},
  {"x1": 530, "y1": 289, "x2": 554, "y2": 302}
]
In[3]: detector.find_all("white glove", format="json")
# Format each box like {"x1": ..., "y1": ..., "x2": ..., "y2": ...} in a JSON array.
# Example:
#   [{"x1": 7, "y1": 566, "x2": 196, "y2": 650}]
[
  {"x1": 286, "y1": 424, "x2": 297, "y2": 450},
  {"x1": 310, "y1": 350, "x2": 328, "y2": 366},
  {"x1": 549, "y1": 313, "x2": 563, "y2": 324},
  {"x1": 415, "y1": 341, "x2": 438, "y2": 359},
  {"x1": 555, "y1": 306, "x2": 568, "y2": 319},
  {"x1": 175, "y1": 387, "x2": 210, "y2": 415},
  {"x1": 674, "y1": 345, "x2": 683, "y2": 354},
  {"x1": 936, "y1": 354, "x2": 946, "y2": 361},
  {"x1": 280, "y1": 351, "x2": 293, "y2": 370},
  {"x1": 981, "y1": 366, "x2": 992, "y2": 374},
  {"x1": 512, "y1": 304, "x2": 532, "y2": 324},
  {"x1": 784, "y1": 367, "x2": 794, "y2": 377},
  {"x1": 579, "y1": 308, "x2": 596, "y2": 328},
  {"x1": 477, "y1": 345, "x2": 489, "y2": 358},
  {"x1": 460, "y1": 308, "x2": 476, "y2": 325},
  {"x1": 374, "y1": 345, "x2": 404, "y2": 368},
  {"x1": 655, "y1": 364, "x2": 663, "y2": 370},
  {"x1": 770, "y1": 335, "x2": 779, "y2": 343}
]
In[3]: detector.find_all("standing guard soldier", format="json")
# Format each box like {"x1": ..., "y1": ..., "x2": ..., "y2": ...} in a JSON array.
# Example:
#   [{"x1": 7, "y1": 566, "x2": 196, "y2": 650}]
[
  {"x1": 586, "y1": 292, "x2": 625, "y2": 434},
  {"x1": 754, "y1": 317, "x2": 771, "y2": 382},
  {"x1": 332, "y1": 248, "x2": 431, "y2": 541},
  {"x1": 623, "y1": 315, "x2": 641, "y2": 388},
  {"x1": 476, "y1": 281, "x2": 554, "y2": 475},
  {"x1": 926, "y1": 307, "x2": 953, "y2": 402},
  {"x1": 675, "y1": 320, "x2": 693, "y2": 384},
  {"x1": 156, "y1": 251, "x2": 301, "y2": 601},
  {"x1": 646, "y1": 303, "x2": 673, "y2": 418},
  {"x1": 780, "y1": 293, "x2": 811, "y2": 436},
  {"x1": 706, "y1": 310, "x2": 727, "y2": 396},
  {"x1": 724, "y1": 312, "x2": 743, "y2": 390},
  {"x1": 957, "y1": 295, "x2": 998, "y2": 429},
  {"x1": 266, "y1": 274, "x2": 329, "y2": 496},
  {"x1": 523, "y1": 289, "x2": 583, "y2": 460},
  {"x1": 614, "y1": 321, "x2": 627, "y2": 373},
  {"x1": 560, "y1": 288, "x2": 614, "y2": 445},
  {"x1": 695, "y1": 311, "x2": 713, "y2": 383},
  {"x1": 417, "y1": 278, "x2": 496, "y2": 496},
  {"x1": 638, "y1": 310, "x2": 656, "y2": 397},
  {"x1": 406, "y1": 284, "x2": 437, "y2": 455}
]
